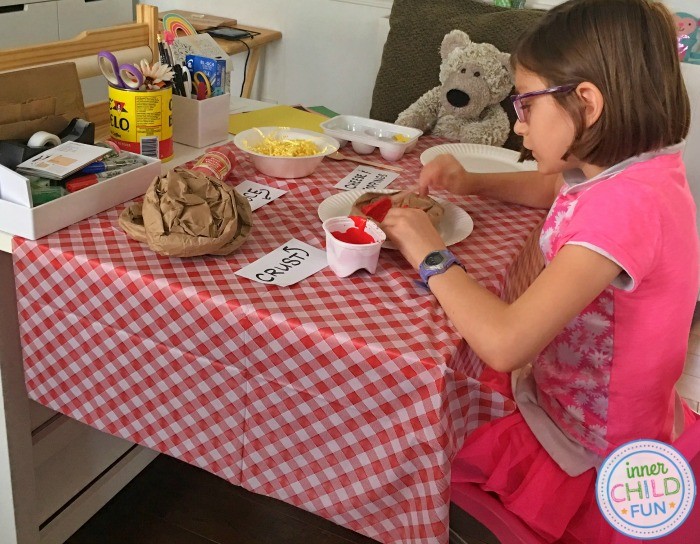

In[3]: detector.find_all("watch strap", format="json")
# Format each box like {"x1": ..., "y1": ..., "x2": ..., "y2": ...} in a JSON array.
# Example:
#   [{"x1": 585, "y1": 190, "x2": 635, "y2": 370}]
[{"x1": 417, "y1": 250, "x2": 464, "y2": 289}]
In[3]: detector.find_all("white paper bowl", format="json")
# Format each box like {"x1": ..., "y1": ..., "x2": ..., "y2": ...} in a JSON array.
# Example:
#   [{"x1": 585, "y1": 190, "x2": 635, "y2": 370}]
[{"x1": 233, "y1": 127, "x2": 340, "y2": 178}]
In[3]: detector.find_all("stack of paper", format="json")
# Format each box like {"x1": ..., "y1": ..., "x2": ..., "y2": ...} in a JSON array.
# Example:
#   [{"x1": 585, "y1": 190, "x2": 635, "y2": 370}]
[{"x1": 228, "y1": 105, "x2": 330, "y2": 135}]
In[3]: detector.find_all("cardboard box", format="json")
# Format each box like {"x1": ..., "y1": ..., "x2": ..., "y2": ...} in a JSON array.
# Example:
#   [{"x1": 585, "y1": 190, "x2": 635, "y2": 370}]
[
  {"x1": 172, "y1": 93, "x2": 230, "y2": 148},
  {"x1": 0, "y1": 63, "x2": 86, "y2": 141},
  {"x1": 0, "y1": 155, "x2": 161, "y2": 240}
]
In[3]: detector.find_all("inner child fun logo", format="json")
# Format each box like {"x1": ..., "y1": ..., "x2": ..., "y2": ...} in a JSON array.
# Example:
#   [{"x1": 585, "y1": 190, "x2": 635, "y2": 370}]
[{"x1": 596, "y1": 440, "x2": 696, "y2": 539}]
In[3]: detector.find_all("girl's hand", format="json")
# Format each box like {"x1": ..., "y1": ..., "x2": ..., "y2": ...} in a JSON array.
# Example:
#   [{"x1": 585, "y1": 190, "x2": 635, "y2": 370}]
[
  {"x1": 380, "y1": 207, "x2": 447, "y2": 269},
  {"x1": 417, "y1": 154, "x2": 476, "y2": 197}
]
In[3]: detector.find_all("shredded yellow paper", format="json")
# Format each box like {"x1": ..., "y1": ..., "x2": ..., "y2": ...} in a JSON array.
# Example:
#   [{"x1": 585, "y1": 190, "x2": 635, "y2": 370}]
[{"x1": 246, "y1": 129, "x2": 323, "y2": 157}]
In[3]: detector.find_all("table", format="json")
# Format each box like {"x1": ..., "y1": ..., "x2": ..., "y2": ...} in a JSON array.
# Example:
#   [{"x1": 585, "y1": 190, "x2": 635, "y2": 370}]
[
  {"x1": 210, "y1": 24, "x2": 282, "y2": 99},
  {"x1": 12, "y1": 137, "x2": 546, "y2": 544}
]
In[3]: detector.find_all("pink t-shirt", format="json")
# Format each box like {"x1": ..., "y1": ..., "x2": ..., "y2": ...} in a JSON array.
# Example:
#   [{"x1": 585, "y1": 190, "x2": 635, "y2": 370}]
[{"x1": 518, "y1": 146, "x2": 699, "y2": 470}]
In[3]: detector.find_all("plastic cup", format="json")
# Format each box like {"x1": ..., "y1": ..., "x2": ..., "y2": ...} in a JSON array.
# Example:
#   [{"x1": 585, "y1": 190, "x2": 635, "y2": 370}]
[{"x1": 322, "y1": 216, "x2": 386, "y2": 277}]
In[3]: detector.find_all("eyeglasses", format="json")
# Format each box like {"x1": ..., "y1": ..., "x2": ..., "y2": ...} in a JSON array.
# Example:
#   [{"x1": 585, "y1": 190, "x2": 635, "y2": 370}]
[{"x1": 510, "y1": 84, "x2": 577, "y2": 123}]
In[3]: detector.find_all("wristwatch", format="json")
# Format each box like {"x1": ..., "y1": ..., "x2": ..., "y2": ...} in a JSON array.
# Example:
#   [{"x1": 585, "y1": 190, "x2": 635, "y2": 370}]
[{"x1": 417, "y1": 249, "x2": 465, "y2": 288}]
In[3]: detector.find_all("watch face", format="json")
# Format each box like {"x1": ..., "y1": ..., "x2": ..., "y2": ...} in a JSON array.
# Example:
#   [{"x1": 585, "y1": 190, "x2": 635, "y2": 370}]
[{"x1": 424, "y1": 251, "x2": 445, "y2": 268}]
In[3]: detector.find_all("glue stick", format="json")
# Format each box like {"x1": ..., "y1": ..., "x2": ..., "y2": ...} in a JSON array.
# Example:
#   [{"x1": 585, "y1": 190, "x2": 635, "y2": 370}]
[{"x1": 188, "y1": 147, "x2": 238, "y2": 180}]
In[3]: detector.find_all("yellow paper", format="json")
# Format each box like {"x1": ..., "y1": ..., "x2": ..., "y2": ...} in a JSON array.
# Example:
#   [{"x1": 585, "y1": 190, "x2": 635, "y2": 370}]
[{"x1": 228, "y1": 105, "x2": 326, "y2": 135}]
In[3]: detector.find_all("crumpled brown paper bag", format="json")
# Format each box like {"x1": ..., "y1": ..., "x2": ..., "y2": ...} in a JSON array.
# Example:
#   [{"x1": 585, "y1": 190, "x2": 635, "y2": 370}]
[
  {"x1": 350, "y1": 190, "x2": 444, "y2": 227},
  {"x1": 119, "y1": 167, "x2": 253, "y2": 257}
]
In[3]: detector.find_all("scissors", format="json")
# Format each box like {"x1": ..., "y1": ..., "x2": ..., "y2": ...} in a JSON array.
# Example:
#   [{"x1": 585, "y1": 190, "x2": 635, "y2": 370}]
[
  {"x1": 98, "y1": 51, "x2": 144, "y2": 90},
  {"x1": 193, "y1": 71, "x2": 212, "y2": 100}
]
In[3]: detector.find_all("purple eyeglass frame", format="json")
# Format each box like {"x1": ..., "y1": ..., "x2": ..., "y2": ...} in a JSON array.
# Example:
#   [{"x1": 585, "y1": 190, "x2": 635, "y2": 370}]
[{"x1": 510, "y1": 84, "x2": 577, "y2": 123}]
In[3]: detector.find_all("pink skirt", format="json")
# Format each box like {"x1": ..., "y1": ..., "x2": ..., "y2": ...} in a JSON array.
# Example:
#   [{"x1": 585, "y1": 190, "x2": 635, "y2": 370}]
[
  {"x1": 451, "y1": 375, "x2": 699, "y2": 543},
  {"x1": 450, "y1": 410, "x2": 613, "y2": 543}
]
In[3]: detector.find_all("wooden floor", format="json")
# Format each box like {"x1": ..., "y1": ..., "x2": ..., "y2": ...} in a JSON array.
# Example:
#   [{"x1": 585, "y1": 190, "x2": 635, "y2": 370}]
[{"x1": 65, "y1": 453, "x2": 499, "y2": 544}]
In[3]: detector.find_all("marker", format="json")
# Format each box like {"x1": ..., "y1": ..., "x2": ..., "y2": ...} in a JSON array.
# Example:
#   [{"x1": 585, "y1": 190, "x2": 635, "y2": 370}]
[
  {"x1": 80, "y1": 157, "x2": 146, "y2": 174},
  {"x1": 66, "y1": 165, "x2": 141, "y2": 192}
]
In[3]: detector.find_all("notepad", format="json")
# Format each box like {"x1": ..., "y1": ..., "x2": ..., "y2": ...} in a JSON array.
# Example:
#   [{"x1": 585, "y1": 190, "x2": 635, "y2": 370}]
[
  {"x1": 16, "y1": 142, "x2": 110, "y2": 180},
  {"x1": 228, "y1": 105, "x2": 327, "y2": 135}
]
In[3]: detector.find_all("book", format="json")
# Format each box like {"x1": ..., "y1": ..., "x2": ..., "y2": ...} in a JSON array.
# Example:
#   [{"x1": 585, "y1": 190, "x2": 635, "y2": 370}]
[
  {"x1": 16, "y1": 142, "x2": 110, "y2": 180},
  {"x1": 168, "y1": 34, "x2": 230, "y2": 68},
  {"x1": 168, "y1": 33, "x2": 231, "y2": 94}
]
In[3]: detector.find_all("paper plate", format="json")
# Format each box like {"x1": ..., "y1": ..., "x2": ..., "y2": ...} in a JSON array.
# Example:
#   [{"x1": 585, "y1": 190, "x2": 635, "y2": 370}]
[
  {"x1": 420, "y1": 143, "x2": 537, "y2": 173},
  {"x1": 318, "y1": 189, "x2": 473, "y2": 249}
]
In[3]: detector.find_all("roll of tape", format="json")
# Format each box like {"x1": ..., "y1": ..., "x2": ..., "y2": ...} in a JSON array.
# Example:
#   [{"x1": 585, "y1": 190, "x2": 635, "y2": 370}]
[{"x1": 27, "y1": 131, "x2": 61, "y2": 148}]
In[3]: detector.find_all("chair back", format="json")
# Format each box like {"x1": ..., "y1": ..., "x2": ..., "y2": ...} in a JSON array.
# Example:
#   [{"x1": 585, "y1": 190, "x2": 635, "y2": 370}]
[{"x1": 0, "y1": 4, "x2": 159, "y2": 138}]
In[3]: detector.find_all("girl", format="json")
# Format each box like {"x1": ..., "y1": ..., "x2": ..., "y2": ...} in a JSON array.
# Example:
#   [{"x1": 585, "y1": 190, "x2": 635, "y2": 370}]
[{"x1": 381, "y1": 0, "x2": 699, "y2": 541}]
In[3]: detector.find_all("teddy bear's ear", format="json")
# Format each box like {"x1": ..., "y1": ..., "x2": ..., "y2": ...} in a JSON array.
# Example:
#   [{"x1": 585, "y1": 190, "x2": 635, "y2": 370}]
[
  {"x1": 497, "y1": 51, "x2": 512, "y2": 74},
  {"x1": 440, "y1": 29, "x2": 471, "y2": 60}
]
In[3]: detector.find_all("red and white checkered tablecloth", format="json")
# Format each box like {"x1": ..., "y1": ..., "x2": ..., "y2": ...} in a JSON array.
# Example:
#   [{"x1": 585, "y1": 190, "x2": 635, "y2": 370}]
[{"x1": 13, "y1": 136, "x2": 546, "y2": 544}]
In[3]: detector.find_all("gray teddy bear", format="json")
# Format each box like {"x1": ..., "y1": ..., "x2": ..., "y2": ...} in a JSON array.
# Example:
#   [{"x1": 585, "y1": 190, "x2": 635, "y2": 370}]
[{"x1": 395, "y1": 29, "x2": 513, "y2": 147}]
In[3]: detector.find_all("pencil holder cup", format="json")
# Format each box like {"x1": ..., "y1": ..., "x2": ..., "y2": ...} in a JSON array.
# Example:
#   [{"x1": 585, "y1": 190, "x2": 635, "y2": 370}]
[
  {"x1": 323, "y1": 216, "x2": 386, "y2": 277},
  {"x1": 172, "y1": 93, "x2": 230, "y2": 148}
]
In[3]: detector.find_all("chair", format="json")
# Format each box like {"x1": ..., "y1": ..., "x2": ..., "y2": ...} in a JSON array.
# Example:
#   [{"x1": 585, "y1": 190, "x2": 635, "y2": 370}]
[
  {"x1": 0, "y1": 4, "x2": 159, "y2": 140},
  {"x1": 450, "y1": 483, "x2": 545, "y2": 544},
  {"x1": 450, "y1": 416, "x2": 700, "y2": 544}
]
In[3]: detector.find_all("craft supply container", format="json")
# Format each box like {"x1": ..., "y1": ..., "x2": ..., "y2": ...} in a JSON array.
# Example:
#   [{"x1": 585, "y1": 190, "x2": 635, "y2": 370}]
[
  {"x1": 322, "y1": 216, "x2": 385, "y2": 277},
  {"x1": 172, "y1": 93, "x2": 230, "y2": 148},
  {"x1": 320, "y1": 115, "x2": 422, "y2": 161}
]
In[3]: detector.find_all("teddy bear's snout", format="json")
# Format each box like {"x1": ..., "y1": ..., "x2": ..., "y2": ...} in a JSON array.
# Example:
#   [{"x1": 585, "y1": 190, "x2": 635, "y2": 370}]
[{"x1": 446, "y1": 89, "x2": 471, "y2": 108}]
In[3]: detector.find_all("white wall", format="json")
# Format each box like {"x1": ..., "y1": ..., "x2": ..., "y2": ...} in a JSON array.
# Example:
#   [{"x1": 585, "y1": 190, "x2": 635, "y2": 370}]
[
  {"x1": 143, "y1": 0, "x2": 700, "y2": 115},
  {"x1": 144, "y1": 0, "x2": 392, "y2": 115}
]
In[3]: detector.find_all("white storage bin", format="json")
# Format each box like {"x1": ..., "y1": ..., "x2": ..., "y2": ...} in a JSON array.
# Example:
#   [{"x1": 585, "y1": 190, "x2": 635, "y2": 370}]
[{"x1": 0, "y1": 154, "x2": 160, "y2": 240}]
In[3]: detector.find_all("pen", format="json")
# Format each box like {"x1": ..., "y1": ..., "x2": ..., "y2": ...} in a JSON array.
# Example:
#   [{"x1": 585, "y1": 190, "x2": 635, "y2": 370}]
[
  {"x1": 164, "y1": 45, "x2": 173, "y2": 67},
  {"x1": 163, "y1": 31, "x2": 176, "y2": 67},
  {"x1": 157, "y1": 35, "x2": 169, "y2": 66}
]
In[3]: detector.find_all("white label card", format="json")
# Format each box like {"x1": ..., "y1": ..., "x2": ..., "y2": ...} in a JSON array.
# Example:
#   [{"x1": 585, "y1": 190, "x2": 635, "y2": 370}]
[
  {"x1": 235, "y1": 239, "x2": 328, "y2": 287},
  {"x1": 235, "y1": 180, "x2": 287, "y2": 211},
  {"x1": 334, "y1": 166, "x2": 399, "y2": 191}
]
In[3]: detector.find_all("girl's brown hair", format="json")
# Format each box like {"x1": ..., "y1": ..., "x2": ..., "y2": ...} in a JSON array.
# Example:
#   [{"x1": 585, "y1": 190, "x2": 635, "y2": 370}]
[{"x1": 512, "y1": 0, "x2": 690, "y2": 166}]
